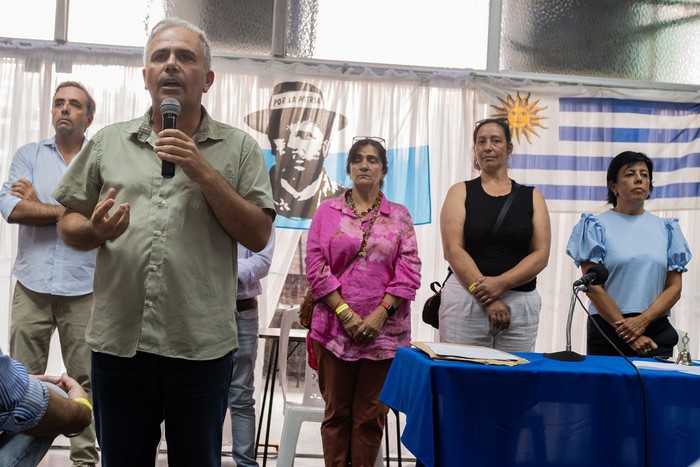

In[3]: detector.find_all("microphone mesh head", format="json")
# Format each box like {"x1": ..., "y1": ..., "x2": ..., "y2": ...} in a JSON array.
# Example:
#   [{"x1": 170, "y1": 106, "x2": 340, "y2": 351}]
[
  {"x1": 160, "y1": 98, "x2": 181, "y2": 116},
  {"x1": 589, "y1": 264, "x2": 609, "y2": 285}
]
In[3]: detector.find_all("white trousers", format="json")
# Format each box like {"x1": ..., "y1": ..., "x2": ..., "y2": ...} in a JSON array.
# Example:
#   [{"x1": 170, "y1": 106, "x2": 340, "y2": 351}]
[{"x1": 438, "y1": 274, "x2": 541, "y2": 352}]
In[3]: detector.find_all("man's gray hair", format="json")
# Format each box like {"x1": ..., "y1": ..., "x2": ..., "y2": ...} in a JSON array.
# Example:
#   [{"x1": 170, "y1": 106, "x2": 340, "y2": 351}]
[{"x1": 144, "y1": 17, "x2": 212, "y2": 72}]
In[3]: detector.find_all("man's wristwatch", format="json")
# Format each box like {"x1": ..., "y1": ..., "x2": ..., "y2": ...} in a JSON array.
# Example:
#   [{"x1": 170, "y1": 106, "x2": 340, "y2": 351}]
[{"x1": 380, "y1": 301, "x2": 396, "y2": 318}]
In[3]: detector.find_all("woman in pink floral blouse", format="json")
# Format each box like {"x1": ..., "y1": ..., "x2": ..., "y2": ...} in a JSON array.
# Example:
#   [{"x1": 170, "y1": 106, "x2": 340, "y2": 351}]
[{"x1": 305, "y1": 136, "x2": 422, "y2": 466}]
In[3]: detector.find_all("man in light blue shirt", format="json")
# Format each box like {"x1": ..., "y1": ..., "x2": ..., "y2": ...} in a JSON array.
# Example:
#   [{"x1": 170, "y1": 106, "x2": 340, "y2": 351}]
[
  {"x1": 229, "y1": 229, "x2": 275, "y2": 466},
  {"x1": 0, "y1": 81, "x2": 98, "y2": 467}
]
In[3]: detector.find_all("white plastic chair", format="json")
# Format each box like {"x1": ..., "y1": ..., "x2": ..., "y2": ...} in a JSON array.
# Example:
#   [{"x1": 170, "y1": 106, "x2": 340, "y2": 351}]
[
  {"x1": 275, "y1": 307, "x2": 384, "y2": 467},
  {"x1": 276, "y1": 307, "x2": 325, "y2": 467}
]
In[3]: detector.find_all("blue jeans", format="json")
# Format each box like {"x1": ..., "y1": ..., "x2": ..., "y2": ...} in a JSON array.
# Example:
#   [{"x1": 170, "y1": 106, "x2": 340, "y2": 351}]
[
  {"x1": 0, "y1": 432, "x2": 54, "y2": 467},
  {"x1": 92, "y1": 350, "x2": 234, "y2": 467},
  {"x1": 228, "y1": 307, "x2": 259, "y2": 467}
]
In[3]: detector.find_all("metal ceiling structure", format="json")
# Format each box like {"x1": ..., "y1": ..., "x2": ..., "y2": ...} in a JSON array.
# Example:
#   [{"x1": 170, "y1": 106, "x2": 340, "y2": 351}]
[{"x1": 4, "y1": 0, "x2": 700, "y2": 92}]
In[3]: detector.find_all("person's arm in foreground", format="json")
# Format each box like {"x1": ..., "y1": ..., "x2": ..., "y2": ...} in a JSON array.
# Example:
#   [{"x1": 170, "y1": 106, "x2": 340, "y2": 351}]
[
  {"x1": 25, "y1": 374, "x2": 92, "y2": 437},
  {"x1": 1, "y1": 353, "x2": 91, "y2": 438}
]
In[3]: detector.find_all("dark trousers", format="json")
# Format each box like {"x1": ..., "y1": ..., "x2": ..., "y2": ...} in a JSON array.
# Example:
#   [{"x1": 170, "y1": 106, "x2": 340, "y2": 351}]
[
  {"x1": 587, "y1": 314, "x2": 678, "y2": 358},
  {"x1": 313, "y1": 341, "x2": 392, "y2": 467},
  {"x1": 92, "y1": 350, "x2": 234, "y2": 467}
]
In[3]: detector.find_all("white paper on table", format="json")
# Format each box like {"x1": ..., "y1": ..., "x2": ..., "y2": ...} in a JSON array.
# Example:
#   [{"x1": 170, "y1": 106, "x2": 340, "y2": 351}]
[
  {"x1": 633, "y1": 360, "x2": 700, "y2": 376},
  {"x1": 424, "y1": 342, "x2": 520, "y2": 361}
]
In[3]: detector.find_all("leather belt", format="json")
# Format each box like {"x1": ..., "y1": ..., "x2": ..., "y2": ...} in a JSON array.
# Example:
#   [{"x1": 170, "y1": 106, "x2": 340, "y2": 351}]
[{"x1": 236, "y1": 297, "x2": 258, "y2": 311}]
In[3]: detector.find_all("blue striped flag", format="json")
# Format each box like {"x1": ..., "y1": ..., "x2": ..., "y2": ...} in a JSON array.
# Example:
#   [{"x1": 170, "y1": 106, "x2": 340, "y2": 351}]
[{"x1": 480, "y1": 88, "x2": 700, "y2": 212}]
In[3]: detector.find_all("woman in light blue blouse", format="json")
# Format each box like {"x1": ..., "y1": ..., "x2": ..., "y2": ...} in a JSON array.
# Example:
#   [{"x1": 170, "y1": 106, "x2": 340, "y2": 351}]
[{"x1": 567, "y1": 151, "x2": 691, "y2": 357}]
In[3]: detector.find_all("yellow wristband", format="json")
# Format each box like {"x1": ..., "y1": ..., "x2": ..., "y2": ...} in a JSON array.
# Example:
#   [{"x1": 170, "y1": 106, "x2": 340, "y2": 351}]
[
  {"x1": 468, "y1": 283, "x2": 476, "y2": 293},
  {"x1": 73, "y1": 397, "x2": 93, "y2": 411},
  {"x1": 335, "y1": 303, "x2": 350, "y2": 315}
]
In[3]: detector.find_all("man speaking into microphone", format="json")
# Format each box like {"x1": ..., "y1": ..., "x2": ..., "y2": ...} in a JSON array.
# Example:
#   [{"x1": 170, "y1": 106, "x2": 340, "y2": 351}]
[{"x1": 52, "y1": 17, "x2": 275, "y2": 466}]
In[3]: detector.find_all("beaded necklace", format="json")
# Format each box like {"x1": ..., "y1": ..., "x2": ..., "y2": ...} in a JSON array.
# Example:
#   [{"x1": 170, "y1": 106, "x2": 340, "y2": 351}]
[{"x1": 347, "y1": 190, "x2": 383, "y2": 257}]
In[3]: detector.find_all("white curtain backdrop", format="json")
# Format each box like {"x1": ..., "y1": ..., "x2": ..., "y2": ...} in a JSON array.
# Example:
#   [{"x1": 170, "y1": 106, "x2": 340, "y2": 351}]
[{"x1": 0, "y1": 47, "x2": 698, "y2": 375}]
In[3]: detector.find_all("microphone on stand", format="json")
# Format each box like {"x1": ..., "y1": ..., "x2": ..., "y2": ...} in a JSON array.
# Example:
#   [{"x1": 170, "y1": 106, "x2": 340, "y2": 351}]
[
  {"x1": 573, "y1": 264, "x2": 609, "y2": 289},
  {"x1": 544, "y1": 264, "x2": 609, "y2": 362},
  {"x1": 160, "y1": 97, "x2": 181, "y2": 179}
]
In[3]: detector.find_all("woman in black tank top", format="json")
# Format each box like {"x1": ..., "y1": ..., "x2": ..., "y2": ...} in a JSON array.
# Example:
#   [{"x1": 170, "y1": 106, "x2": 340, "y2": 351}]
[{"x1": 437, "y1": 118, "x2": 552, "y2": 352}]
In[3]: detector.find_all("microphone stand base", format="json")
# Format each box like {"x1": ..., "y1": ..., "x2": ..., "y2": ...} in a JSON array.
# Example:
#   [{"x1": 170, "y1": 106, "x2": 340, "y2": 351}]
[{"x1": 543, "y1": 350, "x2": 585, "y2": 362}]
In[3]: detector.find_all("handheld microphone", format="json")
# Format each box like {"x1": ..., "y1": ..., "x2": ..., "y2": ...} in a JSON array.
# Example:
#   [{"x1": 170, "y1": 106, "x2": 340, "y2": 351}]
[
  {"x1": 573, "y1": 263, "x2": 609, "y2": 287},
  {"x1": 160, "y1": 98, "x2": 181, "y2": 179}
]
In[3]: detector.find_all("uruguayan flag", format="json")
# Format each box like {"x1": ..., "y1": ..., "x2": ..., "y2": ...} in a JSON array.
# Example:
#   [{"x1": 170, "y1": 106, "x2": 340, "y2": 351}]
[{"x1": 476, "y1": 83, "x2": 700, "y2": 212}]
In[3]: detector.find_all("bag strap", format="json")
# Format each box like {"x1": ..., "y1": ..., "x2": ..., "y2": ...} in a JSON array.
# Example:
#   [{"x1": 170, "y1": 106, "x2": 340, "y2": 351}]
[
  {"x1": 337, "y1": 253, "x2": 360, "y2": 280},
  {"x1": 490, "y1": 181, "x2": 520, "y2": 236},
  {"x1": 305, "y1": 254, "x2": 358, "y2": 305},
  {"x1": 433, "y1": 181, "x2": 520, "y2": 294},
  {"x1": 431, "y1": 269, "x2": 453, "y2": 294},
  {"x1": 314, "y1": 253, "x2": 359, "y2": 302}
]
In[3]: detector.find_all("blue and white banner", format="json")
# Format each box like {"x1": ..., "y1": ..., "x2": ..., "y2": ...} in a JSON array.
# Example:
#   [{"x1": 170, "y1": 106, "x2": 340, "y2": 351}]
[
  {"x1": 240, "y1": 79, "x2": 432, "y2": 230},
  {"x1": 261, "y1": 145, "x2": 432, "y2": 229},
  {"x1": 473, "y1": 83, "x2": 700, "y2": 212}
]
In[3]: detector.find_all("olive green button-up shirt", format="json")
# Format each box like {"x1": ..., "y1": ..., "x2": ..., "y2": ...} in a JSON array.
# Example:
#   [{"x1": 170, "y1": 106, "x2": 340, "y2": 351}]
[{"x1": 53, "y1": 108, "x2": 274, "y2": 360}]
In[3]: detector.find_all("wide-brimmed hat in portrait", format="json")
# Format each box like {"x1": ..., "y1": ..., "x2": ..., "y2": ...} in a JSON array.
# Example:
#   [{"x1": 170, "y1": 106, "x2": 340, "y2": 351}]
[{"x1": 245, "y1": 81, "x2": 347, "y2": 134}]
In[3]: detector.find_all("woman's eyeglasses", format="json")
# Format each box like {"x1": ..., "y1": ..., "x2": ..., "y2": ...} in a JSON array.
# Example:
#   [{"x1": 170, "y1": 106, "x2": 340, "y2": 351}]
[{"x1": 352, "y1": 136, "x2": 386, "y2": 147}]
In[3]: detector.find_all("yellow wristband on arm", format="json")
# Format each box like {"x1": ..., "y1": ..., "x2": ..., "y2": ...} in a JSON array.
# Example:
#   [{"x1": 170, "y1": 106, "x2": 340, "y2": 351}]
[
  {"x1": 73, "y1": 397, "x2": 93, "y2": 411},
  {"x1": 335, "y1": 303, "x2": 350, "y2": 315},
  {"x1": 468, "y1": 283, "x2": 476, "y2": 293}
]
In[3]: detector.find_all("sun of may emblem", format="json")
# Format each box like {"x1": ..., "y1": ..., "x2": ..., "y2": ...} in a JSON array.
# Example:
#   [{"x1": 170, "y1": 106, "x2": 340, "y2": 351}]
[{"x1": 491, "y1": 92, "x2": 548, "y2": 144}]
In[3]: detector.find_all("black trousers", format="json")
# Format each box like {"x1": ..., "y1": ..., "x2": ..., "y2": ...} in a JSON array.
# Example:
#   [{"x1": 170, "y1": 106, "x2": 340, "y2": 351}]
[{"x1": 587, "y1": 314, "x2": 678, "y2": 358}]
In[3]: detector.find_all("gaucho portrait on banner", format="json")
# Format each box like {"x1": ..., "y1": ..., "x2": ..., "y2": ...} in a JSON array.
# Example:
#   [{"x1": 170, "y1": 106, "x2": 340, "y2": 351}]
[{"x1": 245, "y1": 81, "x2": 347, "y2": 220}]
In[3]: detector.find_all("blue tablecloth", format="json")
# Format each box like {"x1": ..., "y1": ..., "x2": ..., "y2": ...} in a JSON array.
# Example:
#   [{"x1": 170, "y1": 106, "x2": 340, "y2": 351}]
[{"x1": 379, "y1": 347, "x2": 700, "y2": 467}]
